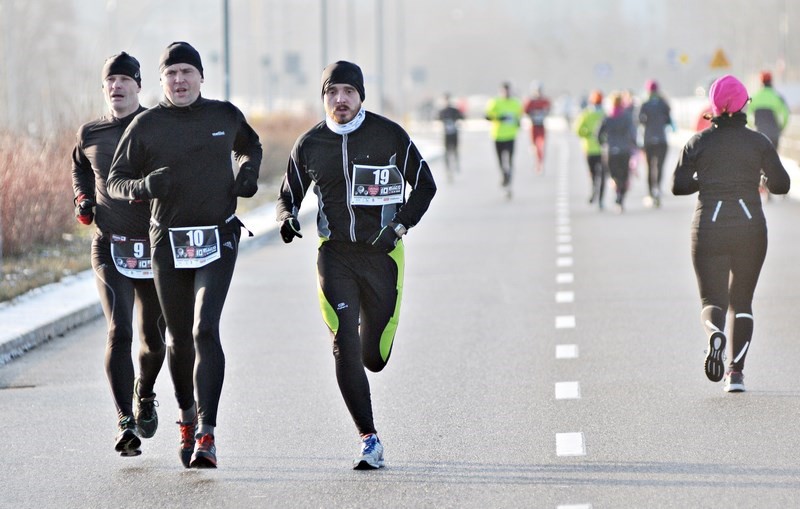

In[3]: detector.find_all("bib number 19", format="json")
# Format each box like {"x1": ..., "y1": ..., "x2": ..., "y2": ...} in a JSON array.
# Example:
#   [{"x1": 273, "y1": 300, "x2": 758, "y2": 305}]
[{"x1": 373, "y1": 168, "x2": 391, "y2": 185}]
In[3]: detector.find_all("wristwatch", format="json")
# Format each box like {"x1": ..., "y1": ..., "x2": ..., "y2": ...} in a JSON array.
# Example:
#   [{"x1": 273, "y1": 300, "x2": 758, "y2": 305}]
[{"x1": 392, "y1": 222, "x2": 407, "y2": 237}]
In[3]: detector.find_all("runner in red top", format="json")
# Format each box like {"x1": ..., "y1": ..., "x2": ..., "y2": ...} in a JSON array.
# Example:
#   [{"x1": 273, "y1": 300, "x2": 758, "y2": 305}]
[{"x1": 523, "y1": 81, "x2": 552, "y2": 174}]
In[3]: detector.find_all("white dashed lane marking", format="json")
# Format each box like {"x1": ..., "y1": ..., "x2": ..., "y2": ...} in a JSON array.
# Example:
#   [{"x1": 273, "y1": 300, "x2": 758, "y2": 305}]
[
  {"x1": 556, "y1": 344, "x2": 579, "y2": 359},
  {"x1": 555, "y1": 291, "x2": 574, "y2": 303},
  {"x1": 556, "y1": 272, "x2": 574, "y2": 284},
  {"x1": 556, "y1": 257, "x2": 574, "y2": 267},
  {"x1": 556, "y1": 432, "x2": 586, "y2": 456},
  {"x1": 555, "y1": 315, "x2": 576, "y2": 329},
  {"x1": 555, "y1": 381, "x2": 581, "y2": 400},
  {"x1": 553, "y1": 139, "x2": 591, "y2": 508}
]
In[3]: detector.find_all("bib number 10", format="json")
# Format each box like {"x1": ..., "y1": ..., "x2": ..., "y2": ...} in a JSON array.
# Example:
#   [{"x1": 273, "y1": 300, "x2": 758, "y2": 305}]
[
  {"x1": 167, "y1": 225, "x2": 221, "y2": 269},
  {"x1": 184, "y1": 229, "x2": 206, "y2": 247}
]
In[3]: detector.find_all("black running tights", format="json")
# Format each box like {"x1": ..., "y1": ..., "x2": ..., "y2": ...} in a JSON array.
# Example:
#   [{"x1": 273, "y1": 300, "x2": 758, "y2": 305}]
[
  {"x1": 152, "y1": 232, "x2": 238, "y2": 428},
  {"x1": 92, "y1": 237, "x2": 166, "y2": 420},
  {"x1": 692, "y1": 225, "x2": 767, "y2": 372}
]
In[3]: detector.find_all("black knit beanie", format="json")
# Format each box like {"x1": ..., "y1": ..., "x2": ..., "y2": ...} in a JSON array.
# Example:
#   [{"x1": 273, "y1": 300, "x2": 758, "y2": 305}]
[
  {"x1": 159, "y1": 41, "x2": 204, "y2": 78},
  {"x1": 320, "y1": 61, "x2": 365, "y2": 101},
  {"x1": 102, "y1": 52, "x2": 141, "y2": 86}
]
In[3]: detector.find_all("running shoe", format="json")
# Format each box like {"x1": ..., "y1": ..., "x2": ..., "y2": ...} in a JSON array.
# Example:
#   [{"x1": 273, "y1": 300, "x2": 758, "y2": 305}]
[
  {"x1": 724, "y1": 371, "x2": 745, "y2": 393},
  {"x1": 704, "y1": 331, "x2": 727, "y2": 382},
  {"x1": 133, "y1": 377, "x2": 159, "y2": 439},
  {"x1": 177, "y1": 418, "x2": 197, "y2": 468},
  {"x1": 353, "y1": 434, "x2": 384, "y2": 470},
  {"x1": 114, "y1": 415, "x2": 142, "y2": 457},
  {"x1": 190, "y1": 433, "x2": 217, "y2": 469}
]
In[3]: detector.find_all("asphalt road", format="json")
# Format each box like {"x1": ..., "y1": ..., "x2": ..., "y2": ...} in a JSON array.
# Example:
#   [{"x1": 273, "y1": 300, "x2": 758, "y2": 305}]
[{"x1": 2, "y1": 122, "x2": 800, "y2": 508}]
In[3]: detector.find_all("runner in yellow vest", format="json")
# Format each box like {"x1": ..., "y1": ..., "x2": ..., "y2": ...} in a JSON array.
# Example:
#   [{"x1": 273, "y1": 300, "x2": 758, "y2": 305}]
[{"x1": 485, "y1": 82, "x2": 523, "y2": 198}]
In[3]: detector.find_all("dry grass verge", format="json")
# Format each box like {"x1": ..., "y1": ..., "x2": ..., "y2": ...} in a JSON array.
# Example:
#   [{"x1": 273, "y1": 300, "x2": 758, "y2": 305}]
[{"x1": 0, "y1": 112, "x2": 316, "y2": 303}]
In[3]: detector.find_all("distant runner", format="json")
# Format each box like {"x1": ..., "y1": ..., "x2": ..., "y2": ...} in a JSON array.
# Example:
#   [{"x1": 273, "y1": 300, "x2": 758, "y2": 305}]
[{"x1": 523, "y1": 81, "x2": 551, "y2": 174}]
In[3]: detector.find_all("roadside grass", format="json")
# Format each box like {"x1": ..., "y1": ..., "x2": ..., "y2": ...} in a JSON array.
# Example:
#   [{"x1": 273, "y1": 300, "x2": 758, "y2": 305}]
[
  {"x1": 0, "y1": 230, "x2": 93, "y2": 302},
  {"x1": 0, "y1": 111, "x2": 315, "y2": 304}
]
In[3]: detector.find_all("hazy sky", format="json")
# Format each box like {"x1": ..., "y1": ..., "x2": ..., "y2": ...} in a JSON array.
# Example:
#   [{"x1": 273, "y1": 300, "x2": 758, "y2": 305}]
[{"x1": 0, "y1": 0, "x2": 796, "y2": 132}]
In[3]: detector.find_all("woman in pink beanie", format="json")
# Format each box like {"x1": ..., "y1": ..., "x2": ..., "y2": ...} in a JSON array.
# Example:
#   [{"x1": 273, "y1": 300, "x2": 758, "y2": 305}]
[
  {"x1": 671, "y1": 74, "x2": 790, "y2": 392},
  {"x1": 708, "y1": 74, "x2": 750, "y2": 117}
]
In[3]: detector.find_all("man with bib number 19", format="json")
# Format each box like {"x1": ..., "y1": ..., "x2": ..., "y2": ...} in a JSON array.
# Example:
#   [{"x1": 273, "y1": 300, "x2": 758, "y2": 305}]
[
  {"x1": 277, "y1": 60, "x2": 437, "y2": 470},
  {"x1": 107, "y1": 42, "x2": 262, "y2": 469}
]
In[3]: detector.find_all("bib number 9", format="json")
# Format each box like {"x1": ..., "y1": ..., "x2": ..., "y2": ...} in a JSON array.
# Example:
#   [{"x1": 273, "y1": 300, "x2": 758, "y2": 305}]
[
  {"x1": 133, "y1": 241, "x2": 145, "y2": 259},
  {"x1": 110, "y1": 235, "x2": 153, "y2": 279}
]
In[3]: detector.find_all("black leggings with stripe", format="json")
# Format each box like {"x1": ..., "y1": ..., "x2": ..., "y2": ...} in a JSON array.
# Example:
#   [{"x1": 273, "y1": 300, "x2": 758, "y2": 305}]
[
  {"x1": 692, "y1": 225, "x2": 767, "y2": 372},
  {"x1": 317, "y1": 240, "x2": 403, "y2": 436}
]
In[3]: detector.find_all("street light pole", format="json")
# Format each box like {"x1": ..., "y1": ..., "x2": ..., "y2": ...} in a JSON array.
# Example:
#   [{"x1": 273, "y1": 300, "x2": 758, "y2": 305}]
[
  {"x1": 376, "y1": 0, "x2": 384, "y2": 114},
  {"x1": 222, "y1": 0, "x2": 230, "y2": 101},
  {"x1": 321, "y1": 0, "x2": 328, "y2": 70}
]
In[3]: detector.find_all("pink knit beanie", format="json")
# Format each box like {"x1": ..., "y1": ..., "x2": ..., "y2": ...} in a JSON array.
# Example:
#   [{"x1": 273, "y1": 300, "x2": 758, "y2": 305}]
[{"x1": 708, "y1": 75, "x2": 748, "y2": 116}]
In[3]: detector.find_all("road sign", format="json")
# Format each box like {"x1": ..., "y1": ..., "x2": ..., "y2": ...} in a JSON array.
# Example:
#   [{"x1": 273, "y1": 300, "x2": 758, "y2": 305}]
[{"x1": 710, "y1": 48, "x2": 730, "y2": 69}]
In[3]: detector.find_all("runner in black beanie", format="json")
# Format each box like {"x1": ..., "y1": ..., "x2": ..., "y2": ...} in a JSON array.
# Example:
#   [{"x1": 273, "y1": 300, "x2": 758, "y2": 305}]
[
  {"x1": 159, "y1": 41, "x2": 204, "y2": 78},
  {"x1": 102, "y1": 52, "x2": 141, "y2": 87},
  {"x1": 320, "y1": 60, "x2": 365, "y2": 101}
]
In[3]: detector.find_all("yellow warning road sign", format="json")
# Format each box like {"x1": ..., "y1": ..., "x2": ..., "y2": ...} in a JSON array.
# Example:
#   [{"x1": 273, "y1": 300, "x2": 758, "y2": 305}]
[{"x1": 710, "y1": 48, "x2": 730, "y2": 69}]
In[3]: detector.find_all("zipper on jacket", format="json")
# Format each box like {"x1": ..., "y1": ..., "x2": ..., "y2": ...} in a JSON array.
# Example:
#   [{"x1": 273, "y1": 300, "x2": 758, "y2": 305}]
[{"x1": 341, "y1": 134, "x2": 357, "y2": 241}]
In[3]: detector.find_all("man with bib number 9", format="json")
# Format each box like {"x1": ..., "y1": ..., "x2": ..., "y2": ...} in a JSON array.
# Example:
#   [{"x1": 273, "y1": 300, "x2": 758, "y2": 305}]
[
  {"x1": 72, "y1": 52, "x2": 166, "y2": 458},
  {"x1": 107, "y1": 42, "x2": 262, "y2": 469},
  {"x1": 277, "y1": 60, "x2": 436, "y2": 470}
]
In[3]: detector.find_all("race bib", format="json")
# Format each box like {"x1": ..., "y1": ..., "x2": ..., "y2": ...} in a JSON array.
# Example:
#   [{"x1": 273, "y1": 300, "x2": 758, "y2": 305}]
[
  {"x1": 168, "y1": 226, "x2": 221, "y2": 269},
  {"x1": 350, "y1": 164, "x2": 404, "y2": 206},
  {"x1": 530, "y1": 111, "x2": 546, "y2": 124},
  {"x1": 110, "y1": 235, "x2": 153, "y2": 279}
]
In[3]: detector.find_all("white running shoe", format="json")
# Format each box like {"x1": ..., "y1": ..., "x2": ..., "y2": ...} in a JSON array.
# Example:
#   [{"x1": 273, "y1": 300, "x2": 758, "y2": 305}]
[
  {"x1": 353, "y1": 434, "x2": 384, "y2": 470},
  {"x1": 724, "y1": 371, "x2": 745, "y2": 392}
]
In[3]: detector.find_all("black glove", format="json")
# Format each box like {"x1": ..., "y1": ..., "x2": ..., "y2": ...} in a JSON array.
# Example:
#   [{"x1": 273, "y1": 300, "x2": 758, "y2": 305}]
[
  {"x1": 144, "y1": 167, "x2": 172, "y2": 199},
  {"x1": 280, "y1": 217, "x2": 303, "y2": 243},
  {"x1": 368, "y1": 225, "x2": 399, "y2": 253},
  {"x1": 74, "y1": 194, "x2": 95, "y2": 225},
  {"x1": 232, "y1": 165, "x2": 258, "y2": 198}
]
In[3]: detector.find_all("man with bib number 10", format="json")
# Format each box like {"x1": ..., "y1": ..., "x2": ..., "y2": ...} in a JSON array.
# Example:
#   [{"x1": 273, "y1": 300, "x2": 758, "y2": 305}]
[
  {"x1": 277, "y1": 60, "x2": 437, "y2": 470},
  {"x1": 107, "y1": 42, "x2": 262, "y2": 469}
]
